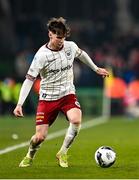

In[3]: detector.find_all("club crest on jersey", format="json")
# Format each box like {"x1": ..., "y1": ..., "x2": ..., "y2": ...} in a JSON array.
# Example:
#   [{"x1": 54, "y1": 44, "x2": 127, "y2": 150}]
[{"x1": 65, "y1": 49, "x2": 72, "y2": 60}]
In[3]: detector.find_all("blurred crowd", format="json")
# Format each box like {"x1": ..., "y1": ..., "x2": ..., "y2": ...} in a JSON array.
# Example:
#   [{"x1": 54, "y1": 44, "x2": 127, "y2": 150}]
[{"x1": 0, "y1": 0, "x2": 139, "y2": 116}]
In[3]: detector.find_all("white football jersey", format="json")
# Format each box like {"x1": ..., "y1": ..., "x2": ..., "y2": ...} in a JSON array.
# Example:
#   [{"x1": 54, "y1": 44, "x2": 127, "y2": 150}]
[{"x1": 27, "y1": 41, "x2": 82, "y2": 100}]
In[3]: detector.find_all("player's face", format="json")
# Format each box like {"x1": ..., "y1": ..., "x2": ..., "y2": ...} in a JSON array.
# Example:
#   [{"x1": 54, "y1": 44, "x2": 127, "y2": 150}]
[{"x1": 49, "y1": 31, "x2": 65, "y2": 50}]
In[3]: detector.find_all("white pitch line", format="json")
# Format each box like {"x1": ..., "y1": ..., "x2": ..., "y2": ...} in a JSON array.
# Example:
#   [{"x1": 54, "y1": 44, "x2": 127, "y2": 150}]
[{"x1": 0, "y1": 116, "x2": 108, "y2": 155}]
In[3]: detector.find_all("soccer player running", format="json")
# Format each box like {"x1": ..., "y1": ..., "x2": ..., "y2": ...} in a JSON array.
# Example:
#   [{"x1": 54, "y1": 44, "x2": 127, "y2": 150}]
[{"x1": 13, "y1": 17, "x2": 109, "y2": 168}]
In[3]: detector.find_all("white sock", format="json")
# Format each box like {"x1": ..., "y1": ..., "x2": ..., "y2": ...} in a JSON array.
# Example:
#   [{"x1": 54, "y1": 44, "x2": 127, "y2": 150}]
[
  {"x1": 26, "y1": 135, "x2": 42, "y2": 159},
  {"x1": 59, "y1": 123, "x2": 81, "y2": 154}
]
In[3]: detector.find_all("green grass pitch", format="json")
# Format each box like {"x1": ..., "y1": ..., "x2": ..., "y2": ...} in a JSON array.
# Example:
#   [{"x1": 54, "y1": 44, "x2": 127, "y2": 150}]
[{"x1": 0, "y1": 115, "x2": 139, "y2": 179}]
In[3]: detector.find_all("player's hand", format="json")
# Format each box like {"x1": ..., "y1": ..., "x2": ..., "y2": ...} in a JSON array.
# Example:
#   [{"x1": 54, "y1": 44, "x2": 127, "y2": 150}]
[
  {"x1": 96, "y1": 68, "x2": 109, "y2": 78},
  {"x1": 13, "y1": 104, "x2": 24, "y2": 117}
]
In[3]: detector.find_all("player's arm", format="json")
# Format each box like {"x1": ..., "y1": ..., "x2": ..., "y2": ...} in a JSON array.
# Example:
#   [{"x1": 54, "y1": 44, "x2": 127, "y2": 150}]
[
  {"x1": 13, "y1": 75, "x2": 35, "y2": 117},
  {"x1": 13, "y1": 52, "x2": 45, "y2": 117},
  {"x1": 78, "y1": 49, "x2": 109, "y2": 77}
]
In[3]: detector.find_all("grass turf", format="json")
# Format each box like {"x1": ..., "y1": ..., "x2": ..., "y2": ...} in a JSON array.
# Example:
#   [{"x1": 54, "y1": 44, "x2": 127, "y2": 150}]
[{"x1": 0, "y1": 115, "x2": 139, "y2": 179}]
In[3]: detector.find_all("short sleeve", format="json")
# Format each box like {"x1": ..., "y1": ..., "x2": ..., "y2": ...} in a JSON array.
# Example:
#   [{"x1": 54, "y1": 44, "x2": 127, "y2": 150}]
[
  {"x1": 27, "y1": 53, "x2": 45, "y2": 78},
  {"x1": 70, "y1": 41, "x2": 82, "y2": 58}
]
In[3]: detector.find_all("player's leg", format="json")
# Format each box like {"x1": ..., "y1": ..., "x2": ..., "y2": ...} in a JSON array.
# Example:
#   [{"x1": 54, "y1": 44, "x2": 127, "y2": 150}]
[
  {"x1": 19, "y1": 100, "x2": 59, "y2": 167},
  {"x1": 57, "y1": 107, "x2": 82, "y2": 167},
  {"x1": 26, "y1": 124, "x2": 48, "y2": 159},
  {"x1": 19, "y1": 124, "x2": 48, "y2": 167},
  {"x1": 58, "y1": 108, "x2": 81, "y2": 154}
]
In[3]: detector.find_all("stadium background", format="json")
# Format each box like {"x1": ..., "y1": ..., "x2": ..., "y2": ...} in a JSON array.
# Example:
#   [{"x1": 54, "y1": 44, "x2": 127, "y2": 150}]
[
  {"x1": 0, "y1": 0, "x2": 139, "y2": 117},
  {"x1": 0, "y1": 0, "x2": 139, "y2": 179},
  {"x1": 1, "y1": 0, "x2": 139, "y2": 117}
]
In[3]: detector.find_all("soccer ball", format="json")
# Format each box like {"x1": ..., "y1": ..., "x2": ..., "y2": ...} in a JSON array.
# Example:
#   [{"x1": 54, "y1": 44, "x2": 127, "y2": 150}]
[{"x1": 94, "y1": 146, "x2": 116, "y2": 168}]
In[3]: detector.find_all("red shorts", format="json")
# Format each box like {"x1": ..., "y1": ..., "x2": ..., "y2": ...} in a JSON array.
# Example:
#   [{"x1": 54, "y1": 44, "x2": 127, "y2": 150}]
[{"x1": 36, "y1": 94, "x2": 81, "y2": 126}]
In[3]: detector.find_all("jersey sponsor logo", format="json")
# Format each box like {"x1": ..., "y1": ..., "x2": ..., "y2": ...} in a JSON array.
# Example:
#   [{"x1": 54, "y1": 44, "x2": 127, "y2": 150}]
[
  {"x1": 47, "y1": 65, "x2": 72, "y2": 74},
  {"x1": 61, "y1": 65, "x2": 72, "y2": 71},
  {"x1": 48, "y1": 69, "x2": 60, "y2": 74}
]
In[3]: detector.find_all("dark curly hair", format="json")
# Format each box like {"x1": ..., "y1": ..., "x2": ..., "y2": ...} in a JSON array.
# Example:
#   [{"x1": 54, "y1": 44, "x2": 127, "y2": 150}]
[{"x1": 47, "y1": 17, "x2": 70, "y2": 38}]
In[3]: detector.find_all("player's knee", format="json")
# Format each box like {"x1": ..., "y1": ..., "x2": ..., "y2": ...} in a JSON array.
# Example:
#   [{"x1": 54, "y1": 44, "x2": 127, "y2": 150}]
[
  {"x1": 67, "y1": 108, "x2": 82, "y2": 124},
  {"x1": 72, "y1": 119, "x2": 81, "y2": 126},
  {"x1": 70, "y1": 114, "x2": 82, "y2": 125}
]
